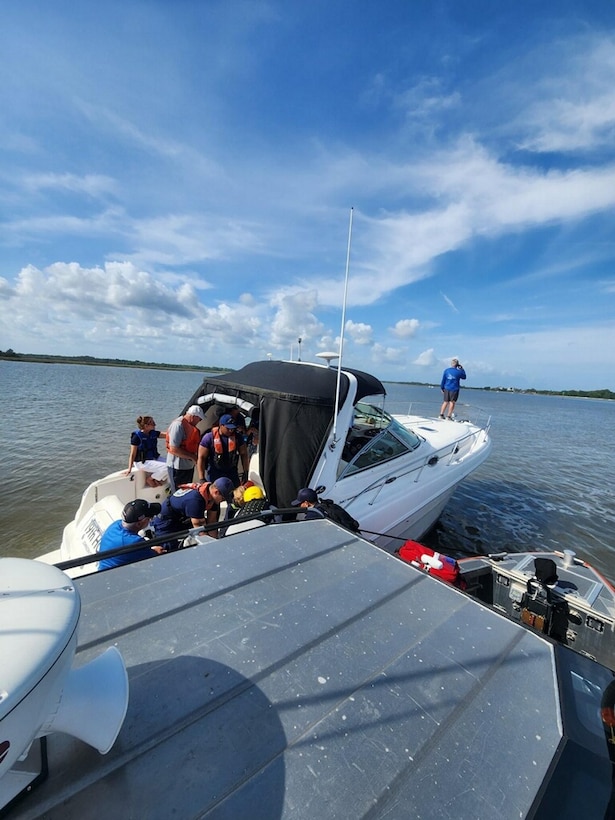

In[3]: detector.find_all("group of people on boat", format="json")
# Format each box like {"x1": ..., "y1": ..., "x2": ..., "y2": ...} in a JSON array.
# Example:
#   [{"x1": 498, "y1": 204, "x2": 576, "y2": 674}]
[
  {"x1": 124, "y1": 404, "x2": 260, "y2": 492},
  {"x1": 98, "y1": 403, "x2": 265, "y2": 569}
]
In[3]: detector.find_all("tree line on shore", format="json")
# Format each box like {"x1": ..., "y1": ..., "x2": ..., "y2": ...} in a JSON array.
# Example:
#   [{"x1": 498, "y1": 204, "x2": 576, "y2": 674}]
[
  {"x1": 1, "y1": 348, "x2": 613, "y2": 400},
  {"x1": 0, "y1": 349, "x2": 226, "y2": 373}
]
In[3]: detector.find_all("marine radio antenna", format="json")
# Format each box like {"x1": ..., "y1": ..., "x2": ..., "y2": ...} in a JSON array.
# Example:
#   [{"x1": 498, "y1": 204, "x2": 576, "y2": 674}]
[{"x1": 331, "y1": 207, "x2": 353, "y2": 447}]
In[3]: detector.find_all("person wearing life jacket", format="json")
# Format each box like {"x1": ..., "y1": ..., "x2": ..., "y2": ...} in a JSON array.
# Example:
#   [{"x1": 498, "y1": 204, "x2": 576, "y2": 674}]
[
  {"x1": 196, "y1": 413, "x2": 249, "y2": 487},
  {"x1": 151, "y1": 477, "x2": 235, "y2": 549},
  {"x1": 165, "y1": 405, "x2": 205, "y2": 492},
  {"x1": 125, "y1": 415, "x2": 166, "y2": 479}
]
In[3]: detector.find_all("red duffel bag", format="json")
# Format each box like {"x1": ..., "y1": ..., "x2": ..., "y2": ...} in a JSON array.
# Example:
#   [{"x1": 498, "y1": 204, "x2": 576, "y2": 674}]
[{"x1": 397, "y1": 540, "x2": 466, "y2": 589}]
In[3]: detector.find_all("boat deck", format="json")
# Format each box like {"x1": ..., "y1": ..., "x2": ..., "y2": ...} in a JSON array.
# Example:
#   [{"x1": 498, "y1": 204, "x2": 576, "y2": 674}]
[{"x1": 15, "y1": 521, "x2": 614, "y2": 819}]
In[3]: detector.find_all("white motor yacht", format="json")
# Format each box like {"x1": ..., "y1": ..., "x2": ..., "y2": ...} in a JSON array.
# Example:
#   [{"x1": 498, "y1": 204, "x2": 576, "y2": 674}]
[{"x1": 38, "y1": 358, "x2": 491, "y2": 576}]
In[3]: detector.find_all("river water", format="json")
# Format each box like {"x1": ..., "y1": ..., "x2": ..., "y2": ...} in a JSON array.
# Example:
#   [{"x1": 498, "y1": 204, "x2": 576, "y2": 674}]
[{"x1": 1, "y1": 360, "x2": 613, "y2": 578}]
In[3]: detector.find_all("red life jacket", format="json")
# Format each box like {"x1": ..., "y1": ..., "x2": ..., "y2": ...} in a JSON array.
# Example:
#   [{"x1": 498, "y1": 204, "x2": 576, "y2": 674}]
[{"x1": 397, "y1": 540, "x2": 466, "y2": 589}]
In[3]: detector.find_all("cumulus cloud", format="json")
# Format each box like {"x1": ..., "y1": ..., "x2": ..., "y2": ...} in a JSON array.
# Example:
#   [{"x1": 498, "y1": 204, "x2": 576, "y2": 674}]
[
  {"x1": 0, "y1": 261, "x2": 275, "y2": 362},
  {"x1": 268, "y1": 289, "x2": 325, "y2": 350},
  {"x1": 345, "y1": 319, "x2": 373, "y2": 345},
  {"x1": 391, "y1": 318, "x2": 420, "y2": 338},
  {"x1": 413, "y1": 348, "x2": 438, "y2": 367},
  {"x1": 371, "y1": 343, "x2": 404, "y2": 363}
]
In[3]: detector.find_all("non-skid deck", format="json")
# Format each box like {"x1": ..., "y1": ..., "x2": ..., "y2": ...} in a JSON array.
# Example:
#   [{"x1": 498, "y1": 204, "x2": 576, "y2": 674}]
[{"x1": 15, "y1": 521, "x2": 614, "y2": 819}]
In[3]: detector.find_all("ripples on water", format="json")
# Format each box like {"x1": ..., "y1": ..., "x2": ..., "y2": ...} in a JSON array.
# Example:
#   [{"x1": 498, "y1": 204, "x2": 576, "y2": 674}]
[{"x1": 1, "y1": 361, "x2": 614, "y2": 577}]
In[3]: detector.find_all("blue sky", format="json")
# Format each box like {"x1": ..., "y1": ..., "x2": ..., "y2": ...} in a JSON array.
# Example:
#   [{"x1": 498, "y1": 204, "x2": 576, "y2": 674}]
[{"x1": 1, "y1": 1, "x2": 614, "y2": 391}]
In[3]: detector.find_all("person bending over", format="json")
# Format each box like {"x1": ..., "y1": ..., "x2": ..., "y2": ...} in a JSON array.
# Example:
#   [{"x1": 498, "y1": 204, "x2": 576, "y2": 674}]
[
  {"x1": 152, "y1": 476, "x2": 235, "y2": 548},
  {"x1": 97, "y1": 499, "x2": 164, "y2": 570}
]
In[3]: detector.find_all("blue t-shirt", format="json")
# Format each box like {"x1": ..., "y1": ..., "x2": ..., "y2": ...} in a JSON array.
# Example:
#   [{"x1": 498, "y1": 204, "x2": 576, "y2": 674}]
[
  {"x1": 97, "y1": 520, "x2": 154, "y2": 570},
  {"x1": 440, "y1": 366, "x2": 466, "y2": 392}
]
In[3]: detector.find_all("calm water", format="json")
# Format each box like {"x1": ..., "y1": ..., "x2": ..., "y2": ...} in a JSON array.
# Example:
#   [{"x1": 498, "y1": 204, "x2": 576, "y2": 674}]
[{"x1": 1, "y1": 360, "x2": 614, "y2": 578}]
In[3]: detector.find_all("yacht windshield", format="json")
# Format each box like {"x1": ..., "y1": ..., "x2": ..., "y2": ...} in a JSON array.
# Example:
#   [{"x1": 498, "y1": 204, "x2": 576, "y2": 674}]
[{"x1": 339, "y1": 402, "x2": 422, "y2": 478}]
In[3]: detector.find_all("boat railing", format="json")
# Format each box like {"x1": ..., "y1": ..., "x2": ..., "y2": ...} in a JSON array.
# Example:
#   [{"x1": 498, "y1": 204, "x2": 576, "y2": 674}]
[
  {"x1": 53, "y1": 507, "x2": 307, "y2": 575},
  {"x1": 386, "y1": 400, "x2": 492, "y2": 432}
]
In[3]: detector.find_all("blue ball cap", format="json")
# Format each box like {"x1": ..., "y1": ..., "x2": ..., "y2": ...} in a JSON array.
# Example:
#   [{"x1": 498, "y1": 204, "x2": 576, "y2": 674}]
[
  {"x1": 213, "y1": 477, "x2": 235, "y2": 502},
  {"x1": 219, "y1": 413, "x2": 237, "y2": 429},
  {"x1": 291, "y1": 488, "x2": 318, "y2": 506}
]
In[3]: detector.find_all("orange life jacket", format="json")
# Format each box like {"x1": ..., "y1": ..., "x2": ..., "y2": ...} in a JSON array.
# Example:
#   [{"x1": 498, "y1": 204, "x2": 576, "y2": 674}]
[
  {"x1": 178, "y1": 482, "x2": 219, "y2": 513},
  {"x1": 211, "y1": 426, "x2": 239, "y2": 468},
  {"x1": 166, "y1": 417, "x2": 201, "y2": 456},
  {"x1": 212, "y1": 426, "x2": 237, "y2": 454}
]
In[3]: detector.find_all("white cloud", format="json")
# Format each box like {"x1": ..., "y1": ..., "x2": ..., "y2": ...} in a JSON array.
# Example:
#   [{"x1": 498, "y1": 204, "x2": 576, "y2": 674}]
[
  {"x1": 345, "y1": 320, "x2": 373, "y2": 345},
  {"x1": 413, "y1": 348, "x2": 438, "y2": 367},
  {"x1": 440, "y1": 293, "x2": 459, "y2": 313},
  {"x1": 391, "y1": 318, "x2": 420, "y2": 338},
  {"x1": 371, "y1": 343, "x2": 404, "y2": 363},
  {"x1": 268, "y1": 289, "x2": 325, "y2": 350},
  {"x1": 22, "y1": 172, "x2": 118, "y2": 198},
  {"x1": 518, "y1": 35, "x2": 615, "y2": 153}
]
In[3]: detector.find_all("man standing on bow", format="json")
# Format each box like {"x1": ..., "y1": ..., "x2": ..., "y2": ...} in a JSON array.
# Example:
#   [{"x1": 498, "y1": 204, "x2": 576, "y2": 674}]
[
  {"x1": 440, "y1": 358, "x2": 466, "y2": 420},
  {"x1": 197, "y1": 413, "x2": 250, "y2": 487}
]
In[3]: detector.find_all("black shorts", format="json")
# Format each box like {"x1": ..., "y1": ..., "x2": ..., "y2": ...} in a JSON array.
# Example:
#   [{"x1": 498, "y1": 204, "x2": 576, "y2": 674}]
[{"x1": 442, "y1": 389, "x2": 459, "y2": 402}]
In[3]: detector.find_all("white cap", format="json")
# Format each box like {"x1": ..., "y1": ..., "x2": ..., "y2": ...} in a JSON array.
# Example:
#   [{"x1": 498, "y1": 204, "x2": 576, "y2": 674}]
[{"x1": 186, "y1": 405, "x2": 204, "y2": 420}]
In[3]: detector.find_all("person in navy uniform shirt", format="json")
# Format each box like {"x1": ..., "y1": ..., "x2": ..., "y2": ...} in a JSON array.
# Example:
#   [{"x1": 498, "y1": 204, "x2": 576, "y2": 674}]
[{"x1": 152, "y1": 477, "x2": 235, "y2": 548}]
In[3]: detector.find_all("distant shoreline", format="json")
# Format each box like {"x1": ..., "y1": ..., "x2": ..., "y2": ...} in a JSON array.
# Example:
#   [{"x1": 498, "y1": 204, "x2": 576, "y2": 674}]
[
  {"x1": 0, "y1": 352, "x2": 227, "y2": 374},
  {"x1": 0, "y1": 351, "x2": 612, "y2": 399}
]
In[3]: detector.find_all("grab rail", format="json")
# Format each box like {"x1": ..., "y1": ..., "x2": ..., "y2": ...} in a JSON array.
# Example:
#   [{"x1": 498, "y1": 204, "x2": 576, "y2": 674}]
[{"x1": 53, "y1": 507, "x2": 298, "y2": 573}]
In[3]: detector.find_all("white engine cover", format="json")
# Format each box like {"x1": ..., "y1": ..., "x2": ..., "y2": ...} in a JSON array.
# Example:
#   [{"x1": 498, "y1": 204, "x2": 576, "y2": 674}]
[{"x1": 0, "y1": 559, "x2": 80, "y2": 778}]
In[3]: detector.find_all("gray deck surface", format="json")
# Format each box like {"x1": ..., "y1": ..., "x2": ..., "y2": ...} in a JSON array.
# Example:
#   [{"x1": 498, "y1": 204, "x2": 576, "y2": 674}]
[{"x1": 14, "y1": 521, "x2": 612, "y2": 819}]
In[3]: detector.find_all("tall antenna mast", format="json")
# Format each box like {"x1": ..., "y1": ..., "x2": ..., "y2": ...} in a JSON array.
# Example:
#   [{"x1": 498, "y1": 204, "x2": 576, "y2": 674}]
[{"x1": 331, "y1": 207, "x2": 353, "y2": 445}]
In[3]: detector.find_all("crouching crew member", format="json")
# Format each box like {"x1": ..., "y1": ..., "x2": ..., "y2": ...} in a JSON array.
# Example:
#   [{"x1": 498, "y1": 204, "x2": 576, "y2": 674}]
[
  {"x1": 98, "y1": 499, "x2": 164, "y2": 570},
  {"x1": 152, "y1": 476, "x2": 235, "y2": 549},
  {"x1": 290, "y1": 488, "x2": 324, "y2": 520}
]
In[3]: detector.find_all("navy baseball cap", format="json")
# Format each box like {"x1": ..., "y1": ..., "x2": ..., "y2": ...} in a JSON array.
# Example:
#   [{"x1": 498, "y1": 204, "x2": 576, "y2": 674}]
[
  {"x1": 291, "y1": 488, "x2": 318, "y2": 506},
  {"x1": 213, "y1": 477, "x2": 235, "y2": 502},
  {"x1": 219, "y1": 413, "x2": 237, "y2": 429}
]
